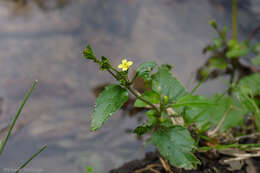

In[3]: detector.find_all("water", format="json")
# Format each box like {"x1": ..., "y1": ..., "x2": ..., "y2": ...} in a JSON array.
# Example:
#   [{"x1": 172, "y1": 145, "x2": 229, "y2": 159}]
[{"x1": 0, "y1": 0, "x2": 259, "y2": 172}]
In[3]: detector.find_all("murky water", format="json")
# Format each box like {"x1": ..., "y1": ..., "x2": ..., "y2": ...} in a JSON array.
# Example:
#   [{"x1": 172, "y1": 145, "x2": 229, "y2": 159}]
[{"x1": 0, "y1": 0, "x2": 259, "y2": 172}]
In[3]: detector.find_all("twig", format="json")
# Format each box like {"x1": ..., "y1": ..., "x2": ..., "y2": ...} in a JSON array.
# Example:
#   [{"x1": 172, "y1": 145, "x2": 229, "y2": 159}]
[
  {"x1": 135, "y1": 164, "x2": 161, "y2": 173},
  {"x1": 223, "y1": 152, "x2": 260, "y2": 163},
  {"x1": 248, "y1": 25, "x2": 260, "y2": 43},
  {"x1": 159, "y1": 156, "x2": 173, "y2": 173},
  {"x1": 207, "y1": 106, "x2": 233, "y2": 137},
  {"x1": 234, "y1": 132, "x2": 260, "y2": 142}
]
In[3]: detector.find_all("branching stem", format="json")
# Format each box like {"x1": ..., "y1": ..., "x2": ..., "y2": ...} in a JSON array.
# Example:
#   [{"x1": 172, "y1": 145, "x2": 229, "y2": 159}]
[{"x1": 127, "y1": 86, "x2": 161, "y2": 115}]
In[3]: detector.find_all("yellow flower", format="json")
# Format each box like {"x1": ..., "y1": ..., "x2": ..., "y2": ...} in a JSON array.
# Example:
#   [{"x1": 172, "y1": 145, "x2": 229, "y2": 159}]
[{"x1": 118, "y1": 59, "x2": 133, "y2": 71}]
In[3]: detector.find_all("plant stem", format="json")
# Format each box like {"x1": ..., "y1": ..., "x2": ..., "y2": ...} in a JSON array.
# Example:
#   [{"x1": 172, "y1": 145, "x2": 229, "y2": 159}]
[
  {"x1": 232, "y1": 0, "x2": 238, "y2": 40},
  {"x1": 198, "y1": 143, "x2": 260, "y2": 152},
  {"x1": 0, "y1": 80, "x2": 38, "y2": 155},
  {"x1": 106, "y1": 66, "x2": 161, "y2": 115},
  {"x1": 15, "y1": 145, "x2": 47, "y2": 173},
  {"x1": 107, "y1": 69, "x2": 118, "y2": 79},
  {"x1": 127, "y1": 86, "x2": 161, "y2": 115},
  {"x1": 208, "y1": 106, "x2": 233, "y2": 137},
  {"x1": 191, "y1": 75, "x2": 208, "y2": 95}
]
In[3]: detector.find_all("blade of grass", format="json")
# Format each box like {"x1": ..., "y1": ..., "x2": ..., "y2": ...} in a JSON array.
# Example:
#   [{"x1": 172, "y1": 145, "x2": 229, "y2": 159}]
[
  {"x1": 0, "y1": 80, "x2": 38, "y2": 155},
  {"x1": 15, "y1": 145, "x2": 47, "y2": 173}
]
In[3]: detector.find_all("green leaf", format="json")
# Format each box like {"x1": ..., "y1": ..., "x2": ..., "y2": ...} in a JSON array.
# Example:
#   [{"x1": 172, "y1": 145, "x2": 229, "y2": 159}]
[
  {"x1": 86, "y1": 166, "x2": 94, "y2": 173},
  {"x1": 173, "y1": 95, "x2": 216, "y2": 108},
  {"x1": 133, "y1": 124, "x2": 152, "y2": 136},
  {"x1": 159, "y1": 118, "x2": 174, "y2": 128},
  {"x1": 252, "y1": 56, "x2": 260, "y2": 66},
  {"x1": 152, "y1": 126, "x2": 200, "y2": 169},
  {"x1": 228, "y1": 39, "x2": 238, "y2": 49},
  {"x1": 214, "y1": 38, "x2": 223, "y2": 48},
  {"x1": 183, "y1": 95, "x2": 246, "y2": 131},
  {"x1": 208, "y1": 57, "x2": 228, "y2": 70},
  {"x1": 209, "y1": 19, "x2": 217, "y2": 29},
  {"x1": 91, "y1": 84, "x2": 128, "y2": 131},
  {"x1": 161, "y1": 64, "x2": 173, "y2": 71},
  {"x1": 203, "y1": 45, "x2": 217, "y2": 54},
  {"x1": 226, "y1": 42, "x2": 249, "y2": 59},
  {"x1": 134, "y1": 90, "x2": 161, "y2": 108},
  {"x1": 234, "y1": 87, "x2": 260, "y2": 130},
  {"x1": 146, "y1": 110, "x2": 158, "y2": 126},
  {"x1": 152, "y1": 66, "x2": 187, "y2": 101},
  {"x1": 136, "y1": 62, "x2": 158, "y2": 81},
  {"x1": 237, "y1": 73, "x2": 260, "y2": 96},
  {"x1": 253, "y1": 43, "x2": 260, "y2": 54},
  {"x1": 234, "y1": 74, "x2": 260, "y2": 130},
  {"x1": 83, "y1": 45, "x2": 98, "y2": 62},
  {"x1": 100, "y1": 56, "x2": 111, "y2": 71}
]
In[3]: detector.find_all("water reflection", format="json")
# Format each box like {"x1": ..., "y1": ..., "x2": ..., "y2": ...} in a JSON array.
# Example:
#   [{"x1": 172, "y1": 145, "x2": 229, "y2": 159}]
[{"x1": 0, "y1": 0, "x2": 259, "y2": 173}]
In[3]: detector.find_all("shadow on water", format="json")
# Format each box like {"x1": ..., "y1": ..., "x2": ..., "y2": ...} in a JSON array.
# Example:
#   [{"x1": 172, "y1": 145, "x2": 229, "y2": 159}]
[{"x1": 0, "y1": 0, "x2": 259, "y2": 172}]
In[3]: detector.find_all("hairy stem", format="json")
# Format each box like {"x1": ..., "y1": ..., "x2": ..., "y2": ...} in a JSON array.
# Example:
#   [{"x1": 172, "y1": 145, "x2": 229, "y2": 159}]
[
  {"x1": 106, "y1": 66, "x2": 161, "y2": 115},
  {"x1": 127, "y1": 86, "x2": 161, "y2": 115},
  {"x1": 107, "y1": 69, "x2": 118, "y2": 79}
]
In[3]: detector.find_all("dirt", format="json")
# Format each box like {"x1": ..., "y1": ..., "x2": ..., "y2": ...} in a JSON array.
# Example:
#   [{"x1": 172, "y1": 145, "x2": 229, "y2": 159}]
[{"x1": 109, "y1": 152, "x2": 248, "y2": 173}]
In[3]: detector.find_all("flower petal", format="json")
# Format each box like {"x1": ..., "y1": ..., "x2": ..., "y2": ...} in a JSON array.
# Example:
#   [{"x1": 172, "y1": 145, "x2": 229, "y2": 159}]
[
  {"x1": 127, "y1": 61, "x2": 133, "y2": 66},
  {"x1": 118, "y1": 64, "x2": 123, "y2": 69},
  {"x1": 122, "y1": 59, "x2": 127, "y2": 64}
]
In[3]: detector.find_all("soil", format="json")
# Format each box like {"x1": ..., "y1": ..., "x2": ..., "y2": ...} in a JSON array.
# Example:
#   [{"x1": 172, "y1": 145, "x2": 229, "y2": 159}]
[{"x1": 109, "y1": 152, "x2": 248, "y2": 173}]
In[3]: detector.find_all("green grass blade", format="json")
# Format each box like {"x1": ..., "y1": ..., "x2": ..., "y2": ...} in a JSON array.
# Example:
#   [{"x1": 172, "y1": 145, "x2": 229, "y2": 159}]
[
  {"x1": 15, "y1": 145, "x2": 47, "y2": 173},
  {"x1": 0, "y1": 80, "x2": 38, "y2": 155}
]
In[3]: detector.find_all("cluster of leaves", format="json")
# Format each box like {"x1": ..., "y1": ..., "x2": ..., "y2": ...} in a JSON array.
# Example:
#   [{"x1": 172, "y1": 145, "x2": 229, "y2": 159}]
[
  {"x1": 83, "y1": 45, "x2": 260, "y2": 170},
  {"x1": 198, "y1": 20, "x2": 260, "y2": 82}
]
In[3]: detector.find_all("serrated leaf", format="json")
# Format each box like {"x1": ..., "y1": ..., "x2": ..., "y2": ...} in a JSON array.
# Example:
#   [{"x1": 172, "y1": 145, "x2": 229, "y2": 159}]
[
  {"x1": 152, "y1": 66, "x2": 187, "y2": 101},
  {"x1": 152, "y1": 126, "x2": 200, "y2": 169},
  {"x1": 133, "y1": 124, "x2": 152, "y2": 136},
  {"x1": 136, "y1": 62, "x2": 158, "y2": 81},
  {"x1": 134, "y1": 90, "x2": 161, "y2": 108},
  {"x1": 91, "y1": 84, "x2": 128, "y2": 131}
]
